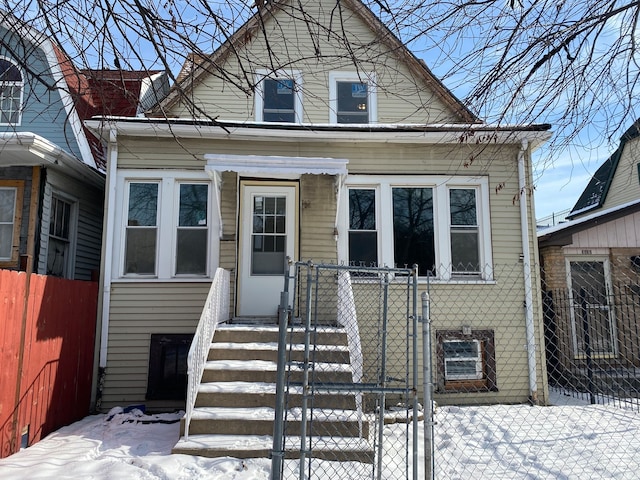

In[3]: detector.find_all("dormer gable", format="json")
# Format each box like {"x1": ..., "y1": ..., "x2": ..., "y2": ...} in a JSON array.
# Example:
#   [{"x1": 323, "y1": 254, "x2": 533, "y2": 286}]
[{"x1": 151, "y1": 0, "x2": 477, "y2": 125}]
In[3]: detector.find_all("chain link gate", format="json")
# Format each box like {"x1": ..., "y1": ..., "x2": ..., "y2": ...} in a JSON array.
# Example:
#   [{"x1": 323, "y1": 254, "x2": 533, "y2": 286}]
[{"x1": 270, "y1": 261, "x2": 425, "y2": 480}]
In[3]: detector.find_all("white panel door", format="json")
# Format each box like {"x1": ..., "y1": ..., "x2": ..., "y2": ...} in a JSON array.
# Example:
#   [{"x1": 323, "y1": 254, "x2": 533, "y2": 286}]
[{"x1": 237, "y1": 183, "x2": 296, "y2": 317}]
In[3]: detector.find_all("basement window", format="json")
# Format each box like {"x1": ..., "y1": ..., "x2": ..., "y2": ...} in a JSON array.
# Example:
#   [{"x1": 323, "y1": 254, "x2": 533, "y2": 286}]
[
  {"x1": 146, "y1": 334, "x2": 193, "y2": 400},
  {"x1": 436, "y1": 329, "x2": 497, "y2": 393}
]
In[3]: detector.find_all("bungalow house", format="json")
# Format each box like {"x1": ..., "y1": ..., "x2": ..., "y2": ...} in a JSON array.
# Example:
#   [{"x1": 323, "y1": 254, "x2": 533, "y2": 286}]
[
  {"x1": 538, "y1": 120, "x2": 640, "y2": 393},
  {"x1": 87, "y1": 0, "x2": 551, "y2": 426}
]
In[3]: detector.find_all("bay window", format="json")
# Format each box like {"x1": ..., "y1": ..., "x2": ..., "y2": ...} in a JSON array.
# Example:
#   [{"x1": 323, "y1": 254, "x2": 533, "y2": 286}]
[{"x1": 340, "y1": 176, "x2": 491, "y2": 280}]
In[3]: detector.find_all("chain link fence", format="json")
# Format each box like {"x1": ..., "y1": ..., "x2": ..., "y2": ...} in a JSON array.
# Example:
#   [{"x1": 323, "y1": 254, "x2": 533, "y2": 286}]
[
  {"x1": 270, "y1": 260, "x2": 640, "y2": 479},
  {"x1": 271, "y1": 262, "x2": 421, "y2": 480}
]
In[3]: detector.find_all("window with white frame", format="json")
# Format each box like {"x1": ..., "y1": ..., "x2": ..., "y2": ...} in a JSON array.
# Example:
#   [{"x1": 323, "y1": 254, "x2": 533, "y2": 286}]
[
  {"x1": 329, "y1": 71, "x2": 377, "y2": 124},
  {"x1": 47, "y1": 195, "x2": 75, "y2": 278},
  {"x1": 124, "y1": 182, "x2": 159, "y2": 275},
  {"x1": 176, "y1": 183, "x2": 208, "y2": 275},
  {"x1": 340, "y1": 176, "x2": 491, "y2": 280},
  {"x1": 117, "y1": 172, "x2": 215, "y2": 279},
  {"x1": 255, "y1": 70, "x2": 302, "y2": 123},
  {"x1": 0, "y1": 185, "x2": 19, "y2": 262},
  {"x1": 443, "y1": 340, "x2": 483, "y2": 380},
  {"x1": 0, "y1": 58, "x2": 23, "y2": 125},
  {"x1": 449, "y1": 188, "x2": 480, "y2": 275}
]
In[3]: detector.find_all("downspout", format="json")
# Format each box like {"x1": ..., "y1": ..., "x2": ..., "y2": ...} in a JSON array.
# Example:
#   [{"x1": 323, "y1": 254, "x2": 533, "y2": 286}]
[
  {"x1": 334, "y1": 173, "x2": 346, "y2": 242},
  {"x1": 518, "y1": 139, "x2": 538, "y2": 404},
  {"x1": 91, "y1": 128, "x2": 118, "y2": 410}
]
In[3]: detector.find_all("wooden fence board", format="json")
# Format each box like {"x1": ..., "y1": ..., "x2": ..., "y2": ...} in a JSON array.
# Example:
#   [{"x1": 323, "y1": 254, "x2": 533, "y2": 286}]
[{"x1": 0, "y1": 271, "x2": 97, "y2": 458}]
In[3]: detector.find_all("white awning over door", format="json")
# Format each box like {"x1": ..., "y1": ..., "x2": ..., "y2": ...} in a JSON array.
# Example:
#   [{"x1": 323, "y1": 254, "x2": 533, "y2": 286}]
[{"x1": 204, "y1": 153, "x2": 348, "y2": 177}]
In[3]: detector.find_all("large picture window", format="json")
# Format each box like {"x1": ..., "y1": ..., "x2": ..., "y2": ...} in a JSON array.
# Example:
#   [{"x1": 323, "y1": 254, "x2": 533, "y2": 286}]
[
  {"x1": 255, "y1": 70, "x2": 302, "y2": 123},
  {"x1": 0, "y1": 58, "x2": 23, "y2": 125},
  {"x1": 341, "y1": 176, "x2": 491, "y2": 280},
  {"x1": 116, "y1": 172, "x2": 216, "y2": 280}
]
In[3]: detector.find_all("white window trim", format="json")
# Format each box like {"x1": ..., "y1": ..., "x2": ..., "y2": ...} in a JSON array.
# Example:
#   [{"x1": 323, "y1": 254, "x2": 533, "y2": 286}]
[
  {"x1": 329, "y1": 71, "x2": 377, "y2": 124},
  {"x1": 173, "y1": 180, "x2": 211, "y2": 277},
  {"x1": 566, "y1": 255, "x2": 618, "y2": 358},
  {"x1": 337, "y1": 175, "x2": 492, "y2": 281},
  {"x1": 0, "y1": 56, "x2": 24, "y2": 126},
  {"x1": 45, "y1": 191, "x2": 78, "y2": 279},
  {"x1": 0, "y1": 186, "x2": 18, "y2": 261},
  {"x1": 113, "y1": 170, "x2": 218, "y2": 281},
  {"x1": 254, "y1": 69, "x2": 303, "y2": 123},
  {"x1": 443, "y1": 339, "x2": 483, "y2": 380}
]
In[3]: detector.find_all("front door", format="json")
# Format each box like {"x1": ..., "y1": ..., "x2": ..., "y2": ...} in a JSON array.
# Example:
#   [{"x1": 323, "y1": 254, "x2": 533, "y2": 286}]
[
  {"x1": 237, "y1": 182, "x2": 297, "y2": 317},
  {"x1": 568, "y1": 258, "x2": 617, "y2": 356}
]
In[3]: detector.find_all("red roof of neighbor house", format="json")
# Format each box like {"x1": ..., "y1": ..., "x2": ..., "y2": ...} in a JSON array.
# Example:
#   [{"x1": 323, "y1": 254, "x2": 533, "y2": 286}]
[
  {"x1": 51, "y1": 43, "x2": 165, "y2": 169},
  {"x1": 81, "y1": 69, "x2": 165, "y2": 117}
]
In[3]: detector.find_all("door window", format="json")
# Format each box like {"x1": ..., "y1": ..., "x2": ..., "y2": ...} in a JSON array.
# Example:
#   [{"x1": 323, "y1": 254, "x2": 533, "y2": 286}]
[{"x1": 251, "y1": 195, "x2": 286, "y2": 275}]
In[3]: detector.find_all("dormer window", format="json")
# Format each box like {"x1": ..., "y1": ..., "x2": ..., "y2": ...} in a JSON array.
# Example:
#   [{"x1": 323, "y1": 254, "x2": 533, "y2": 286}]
[
  {"x1": 0, "y1": 58, "x2": 23, "y2": 125},
  {"x1": 255, "y1": 70, "x2": 302, "y2": 123},
  {"x1": 329, "y1": 71, "x2": 377, "y2": 124}
]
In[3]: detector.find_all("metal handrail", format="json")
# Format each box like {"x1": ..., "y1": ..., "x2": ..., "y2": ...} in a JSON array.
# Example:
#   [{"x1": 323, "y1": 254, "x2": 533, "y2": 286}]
[{"x1": 184, "y1": 268, "x2": 230, "y2": 440}]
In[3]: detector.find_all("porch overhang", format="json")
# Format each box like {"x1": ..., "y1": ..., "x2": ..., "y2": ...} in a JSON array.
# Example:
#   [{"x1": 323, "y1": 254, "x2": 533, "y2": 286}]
[
  {"x1": 204, "y1": 154, "x2": 348, "y2": 239},
  {"x1": 203, "y1": 153, "x2": 348, "y2": 177},
  {"x1": 0, "y1": 132, "x2": 104, "y2": 187}
]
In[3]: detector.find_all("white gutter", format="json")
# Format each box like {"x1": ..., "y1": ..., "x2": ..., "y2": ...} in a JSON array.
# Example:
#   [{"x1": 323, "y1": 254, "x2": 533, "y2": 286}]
[
  {"x1": 518, "y1": 139, "x2": 538, "y2": 404},
  {"x1": 85, "y1": 119, "x2": 551, "y2": 149},
  {"x1": 0, "y1": 132, "x2": 104, "y2": 187},
  {"x1": 98, "y1": 129, "x2": 119, "y2": 368}
]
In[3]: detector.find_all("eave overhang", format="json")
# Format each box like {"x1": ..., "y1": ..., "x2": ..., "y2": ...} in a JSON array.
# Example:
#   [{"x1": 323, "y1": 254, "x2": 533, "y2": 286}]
[
  {"x1": 85, "y1": 117, "x2": 552, "y2": 150},
  {"x1": 0, "y1": 132, "x2": 105, "y2": 187}
]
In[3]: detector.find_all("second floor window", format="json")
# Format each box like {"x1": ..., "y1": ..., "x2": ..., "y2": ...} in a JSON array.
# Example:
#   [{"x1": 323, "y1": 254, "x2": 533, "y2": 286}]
[
  {"x1": 255, "y1": 70, "x2": 302, "y2": 123},
  {"x1": 0, "y1": 58, "x2": 23, "y2": 125},
  {"x1": 329, "y1": 71, "x2": 377, "y2": 124}
]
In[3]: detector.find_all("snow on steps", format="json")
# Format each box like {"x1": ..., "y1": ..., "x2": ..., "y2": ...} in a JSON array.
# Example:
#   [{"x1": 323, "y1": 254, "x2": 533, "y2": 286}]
[{"x1": 172, "y1": 323, "x2": 374, "y2": 463}]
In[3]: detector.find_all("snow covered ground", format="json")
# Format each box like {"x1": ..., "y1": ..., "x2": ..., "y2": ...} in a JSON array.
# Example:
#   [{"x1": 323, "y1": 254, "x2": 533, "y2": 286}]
[{"x1": 1, "y1": 391, "x2": 639, "y2": 479}]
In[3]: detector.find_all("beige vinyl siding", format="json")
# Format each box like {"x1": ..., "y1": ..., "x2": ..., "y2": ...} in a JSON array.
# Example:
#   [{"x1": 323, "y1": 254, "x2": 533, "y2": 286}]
[
  {"x1": 601, "y1": 137, "x2": 640, "y2": 211},
  {"x1": 106, "y1": 134, "x2": 548, "y2": 406},
  {"x1": 168, "y1": 0, "x2": 458, "y2": 124},
  {"x1": 101, "y1": 282, "x2": 211, "y2": 410},
  {"x1": 299, "y1": 174, "x2": 338, "y2": 262}
]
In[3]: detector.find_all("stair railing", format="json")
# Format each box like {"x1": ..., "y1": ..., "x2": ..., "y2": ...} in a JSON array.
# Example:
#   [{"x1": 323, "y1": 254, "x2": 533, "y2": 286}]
[
  {"x1": 185, "y1": 267, "x2": 230, "y2": 440},
  {"x1": 336, "y1": 270, "x2": 364, "y2": 434}
]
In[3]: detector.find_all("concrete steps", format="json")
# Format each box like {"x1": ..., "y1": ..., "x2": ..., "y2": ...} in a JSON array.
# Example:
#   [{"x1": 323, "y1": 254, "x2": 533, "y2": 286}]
[{"x1": 172, "y1": 323, "x2": 373, "y2": 463}]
